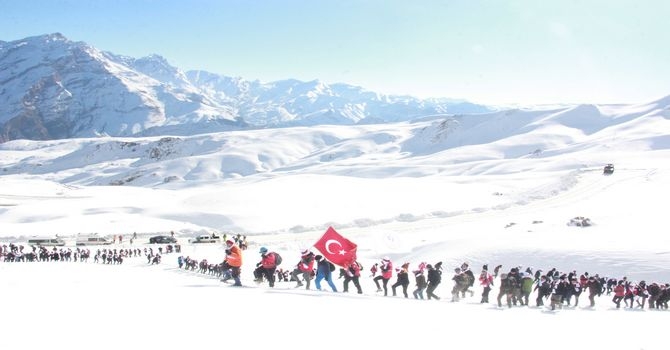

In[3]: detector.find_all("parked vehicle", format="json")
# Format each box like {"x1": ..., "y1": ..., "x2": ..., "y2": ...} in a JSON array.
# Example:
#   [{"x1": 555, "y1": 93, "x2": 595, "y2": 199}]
[
  {"x1": 27, "y1": 237, "x2": 66, "y2": 246},
  {"x1": 568, "y1": 216, "x2": 593, "y2": 227},
  {"x1": 76, "y1": 236, "x2": 113, "y2": 246},
  {"x1": 149, "y1": 235, "x2": 177, "y2": 244},
  {"x1": 189, "y1": 234, "x2": 221, "y2": 244}
]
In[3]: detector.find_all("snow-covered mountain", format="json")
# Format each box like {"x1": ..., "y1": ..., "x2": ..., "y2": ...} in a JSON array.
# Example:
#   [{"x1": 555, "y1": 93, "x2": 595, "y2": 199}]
[{"x1": 0, "y1": 33, "x2": 493, "y2": 142}]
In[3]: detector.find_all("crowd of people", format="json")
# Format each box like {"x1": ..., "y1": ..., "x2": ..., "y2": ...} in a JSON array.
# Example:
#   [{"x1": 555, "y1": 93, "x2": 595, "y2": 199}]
[
  {"x1": 1, "y1": 242, "x2": 178, "y2": 265},
  {"x1": 177, "y1": 241, "x2": 670, "y2": 311},
  {"x1": 6, "y1": 237, "x2": 668, "y2": 311}
]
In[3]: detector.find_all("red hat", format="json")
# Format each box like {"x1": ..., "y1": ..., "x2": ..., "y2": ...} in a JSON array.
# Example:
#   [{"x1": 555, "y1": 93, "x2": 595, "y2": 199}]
[{"x1": 226, "y1": 239, "x2": 234, "y2": 245}]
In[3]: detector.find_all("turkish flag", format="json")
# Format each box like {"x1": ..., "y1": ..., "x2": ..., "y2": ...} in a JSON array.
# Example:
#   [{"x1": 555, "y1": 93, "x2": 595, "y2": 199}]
[{"x1": 313, "y1": 226, "x2": 357, "y2": 267}]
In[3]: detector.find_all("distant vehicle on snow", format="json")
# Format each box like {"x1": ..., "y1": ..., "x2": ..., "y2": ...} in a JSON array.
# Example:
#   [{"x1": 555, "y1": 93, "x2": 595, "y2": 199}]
[
  {"x1": 568, "y1": 216, "x2": 593, "y2": 227},
  {"x1": 603, "y1": 163, "x2": 614, "y2": 175},
  {"x1": 189, "y1": 234, "x2": 221, "y2": 244},
  {"x1": 76, "y1": 235, "x2": 113, "y2": 246},
  {"x1": 149, "y1": 235, "x2": 177, "y2": 244},
  {"x1": 27, "y1": 237, "x2": 66, "y2": 246}
]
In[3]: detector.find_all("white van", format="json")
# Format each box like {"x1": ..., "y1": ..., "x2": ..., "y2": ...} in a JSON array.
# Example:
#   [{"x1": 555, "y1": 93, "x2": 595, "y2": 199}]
[
  {"x1": 188, "y1": 234, "x2": 221, "y2": 244},
  {"x1": 27, "y1": 237, "x2": 66, "y2": 246},
  {"x1": 76, "y1": 236, "x2": 113, "y2": 246}
]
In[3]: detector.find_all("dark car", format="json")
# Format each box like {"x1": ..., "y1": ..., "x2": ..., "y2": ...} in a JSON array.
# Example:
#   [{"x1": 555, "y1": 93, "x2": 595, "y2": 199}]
[
  {"x1": 603, "y1": 163, "x2": 614, "y2": 175},
  {"x1": 149, "y1": 235, "x2": 177, "y2": 244}
]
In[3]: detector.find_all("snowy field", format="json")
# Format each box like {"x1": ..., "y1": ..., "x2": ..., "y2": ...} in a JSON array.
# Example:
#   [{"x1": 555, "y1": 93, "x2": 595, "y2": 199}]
[{"x1": 1, "y1": 99, "x2": 670, "y2": 350}]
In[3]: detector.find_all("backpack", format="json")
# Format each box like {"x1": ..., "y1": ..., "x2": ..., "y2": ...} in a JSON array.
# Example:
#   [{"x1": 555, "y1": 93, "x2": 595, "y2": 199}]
[
  {"x1": 329, "y1": 262, "x2": 336, "y2": 272},
  {"x1": 272, "y1": 252, "x2": 282, "y2": 266}
]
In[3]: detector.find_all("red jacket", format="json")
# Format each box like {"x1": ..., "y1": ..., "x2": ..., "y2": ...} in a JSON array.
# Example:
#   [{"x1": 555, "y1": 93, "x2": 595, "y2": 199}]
[
  {"x1": 260, "y1": 252, "x2": 277, "y2": 268},
  {"x1": 613, "y1": 284, "x2": 625, "y2": 297},
  {"x1": 479, "y1": 272, "x2": 494, "y2": 287},
  {"x1": 380, "y1": 260, "x2": 393, "y2": 279},
  {"x1": 297, "y1": 253, "x2": 315, "y2": 272},
  {"x1": 346, "y1": 261, "x2": 361, "y2": 277}
]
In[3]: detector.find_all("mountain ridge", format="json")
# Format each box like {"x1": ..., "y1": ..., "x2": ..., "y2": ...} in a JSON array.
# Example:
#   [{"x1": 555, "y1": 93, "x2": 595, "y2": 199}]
[{"x1": 0, "y1": 33, "x2": 494, "y2": 142}]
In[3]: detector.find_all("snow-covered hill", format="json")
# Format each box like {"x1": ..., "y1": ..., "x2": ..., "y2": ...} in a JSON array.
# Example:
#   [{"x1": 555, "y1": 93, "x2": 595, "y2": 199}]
[
  {"x1": 1, "y1": 95, "x2": 667, "y2": 188},
  {"x1": 0, "y1": 94, "x2": 668, "y2": 236}
]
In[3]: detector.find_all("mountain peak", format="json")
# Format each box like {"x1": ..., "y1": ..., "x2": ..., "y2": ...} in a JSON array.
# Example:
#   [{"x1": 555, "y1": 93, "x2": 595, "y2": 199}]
[
  {"x1": 0, "y1": 33, "x2": 496, "y2": 142},
  {"x1": 18, "y1": 32, "x2": 70, "y2": 45}
]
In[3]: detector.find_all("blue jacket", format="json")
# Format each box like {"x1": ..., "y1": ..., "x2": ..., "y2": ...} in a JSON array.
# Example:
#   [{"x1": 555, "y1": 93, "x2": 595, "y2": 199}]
[{"x1": 316, "y1": 259, "x2": 333, "y2": 277}]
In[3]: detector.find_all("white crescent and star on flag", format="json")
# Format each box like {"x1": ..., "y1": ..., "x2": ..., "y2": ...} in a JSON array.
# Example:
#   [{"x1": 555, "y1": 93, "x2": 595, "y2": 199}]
[{"x1": 325, "y1": 239, "x2": 347, "y2": 255}]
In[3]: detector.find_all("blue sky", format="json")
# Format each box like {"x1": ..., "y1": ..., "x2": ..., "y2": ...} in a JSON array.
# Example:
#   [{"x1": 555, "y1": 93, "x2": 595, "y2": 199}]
[{"x1": 1, "y1": 0, "x2": 669, "y2": 106}]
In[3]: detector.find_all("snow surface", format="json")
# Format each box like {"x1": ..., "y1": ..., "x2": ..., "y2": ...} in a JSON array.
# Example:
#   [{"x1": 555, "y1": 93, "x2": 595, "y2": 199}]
[{"x1": 1, "y1": 98, "x2": 669, "y2": 350}]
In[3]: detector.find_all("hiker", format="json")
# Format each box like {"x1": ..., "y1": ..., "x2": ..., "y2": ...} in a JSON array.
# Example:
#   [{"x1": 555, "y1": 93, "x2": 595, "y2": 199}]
[
  {"x1": 291, "y1": 249, "x2": 315, "y2": 290},
  {"x1": 479, "y1": 268, "x2": 494, "y2": 303},
  {"x1": 314, "y1": 255, "x2": 338, "y2": 292},
  {"x1": 224, "y1": 239, "x2": 243, "y2": 286},
  {"x1": 391, "y1": 262, "x2": 410, "y2": 298},
  {"x1": 342, "y1": 260, "x2": 363, "y2": 294},
  {"x1": 373, "y1": 257, "x2": 393, "y2": 296},
  {"x1": 254, "y1": 247, "x2": 278, "y2": 287},
  {"x1": 426, "y1": 263, "x2": 442, "y2": 300},
  {"x1": 413, "y1": 268, "x2": 428, "y2": 300}
]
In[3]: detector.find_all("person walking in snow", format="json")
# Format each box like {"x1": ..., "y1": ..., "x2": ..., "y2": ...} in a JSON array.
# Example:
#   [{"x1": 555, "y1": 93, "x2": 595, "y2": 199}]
[
  {"x1": 413, "y1": 268, "x2": 428, "y2": 299},
  {"x1": 426, "y1": 263, "x2": 442, "y2": 300},
  {"x1": 373, "y1": 257, "x2": 393, "y2": 296},
  {"x1": 451, "y1": 267, "x2": 468, "y2": 302},
  {"x1": 497, "y1": 272, "x2": 510, "y2": 307},
  {"x1": 314, "y1": 255, "x2": 338, "y2": 292},
  {"x1": 291, "y1": 249, "x2": 315, "y2": 290},
  {"x1": 224, "y1": 239, "x2": 243, "y2": 286},
  {"x1": 623, "y1": 279, "x2": 636, "y2": 308},
  {"x1": 551, "y1": 274, "x2": 570, "y2": 310},
  {"x1": 520, "y1": 272, "x2": 534, "y2": 306},
  {"x1": 586, "y1": 276, "x2": 602, "y2": 307},
  {"x1": 648, "y1": 282, "x2": 661, "y2": 309},
  {"x1": 534, "y1": 275, "x2": 552, "y2": 307},
  {"x1": 459, "y1": 262, "x2": 475, "y2": 298},
  {"x1": 342, "y1": 260, "x2": 363, "y2": 294},
  {"x1": 254, "y1": 246, "x2": 278, "y2": 287},
  {"x1": 612, "y1": 280, "x2": 625, "y2": 308},
  {"x1": 506, "y1": 267, "x2": 522, "y2": 307},
  {"x1": 370, "y1": 263, "x2": 379, "y2": 277},
  {"x1": 391, "y1": 262, "x2": 410, "y2": 298},
  {"x1": 479, "y1": 268, "x2": 494, "y2": 303},
  {"x1": 635, "y1": 280, "x2": 649, "y2": 308}
]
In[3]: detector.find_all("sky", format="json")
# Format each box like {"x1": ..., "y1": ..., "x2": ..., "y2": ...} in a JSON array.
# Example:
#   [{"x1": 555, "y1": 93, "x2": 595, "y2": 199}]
[
  {"x1": 1, "y1": 97, "x2": 670, "y2": 349},
  {"x1": 1, "y1": 0, "x2": 669, "y2": 106}
]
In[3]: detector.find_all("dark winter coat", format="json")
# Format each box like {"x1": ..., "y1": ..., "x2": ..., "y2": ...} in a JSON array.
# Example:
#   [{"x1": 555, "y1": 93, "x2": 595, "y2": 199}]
[
  {"x1": 463, "y1": 269, "x2": 475, "y2": 287},
  {"x1": 415, "y1": 273, "x2": 427, "y2": 289},
  {"x1": 587, "y1": 279, "x2": 602, "y2": 296},
  {"x1": 554, "y1": 280, "x2": 570, "y2": 296},
  {"x1": 395, "y1": 269, "x2": 410, "y2": 286},
  {"x1": 536, "y1": 280, "x2": 552, "y2": 297},
  {"x1": 316, "y1": 259, "x2": 332, "y2": 275},
  {"x1": 427, "y1": 268, "x2": 441, "y2": 286}
]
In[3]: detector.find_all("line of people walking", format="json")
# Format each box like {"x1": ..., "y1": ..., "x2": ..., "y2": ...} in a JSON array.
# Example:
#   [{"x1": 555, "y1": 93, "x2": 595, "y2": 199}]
[{"x1": 179, "y1": 244, "x2": 670, "y2": 311}]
